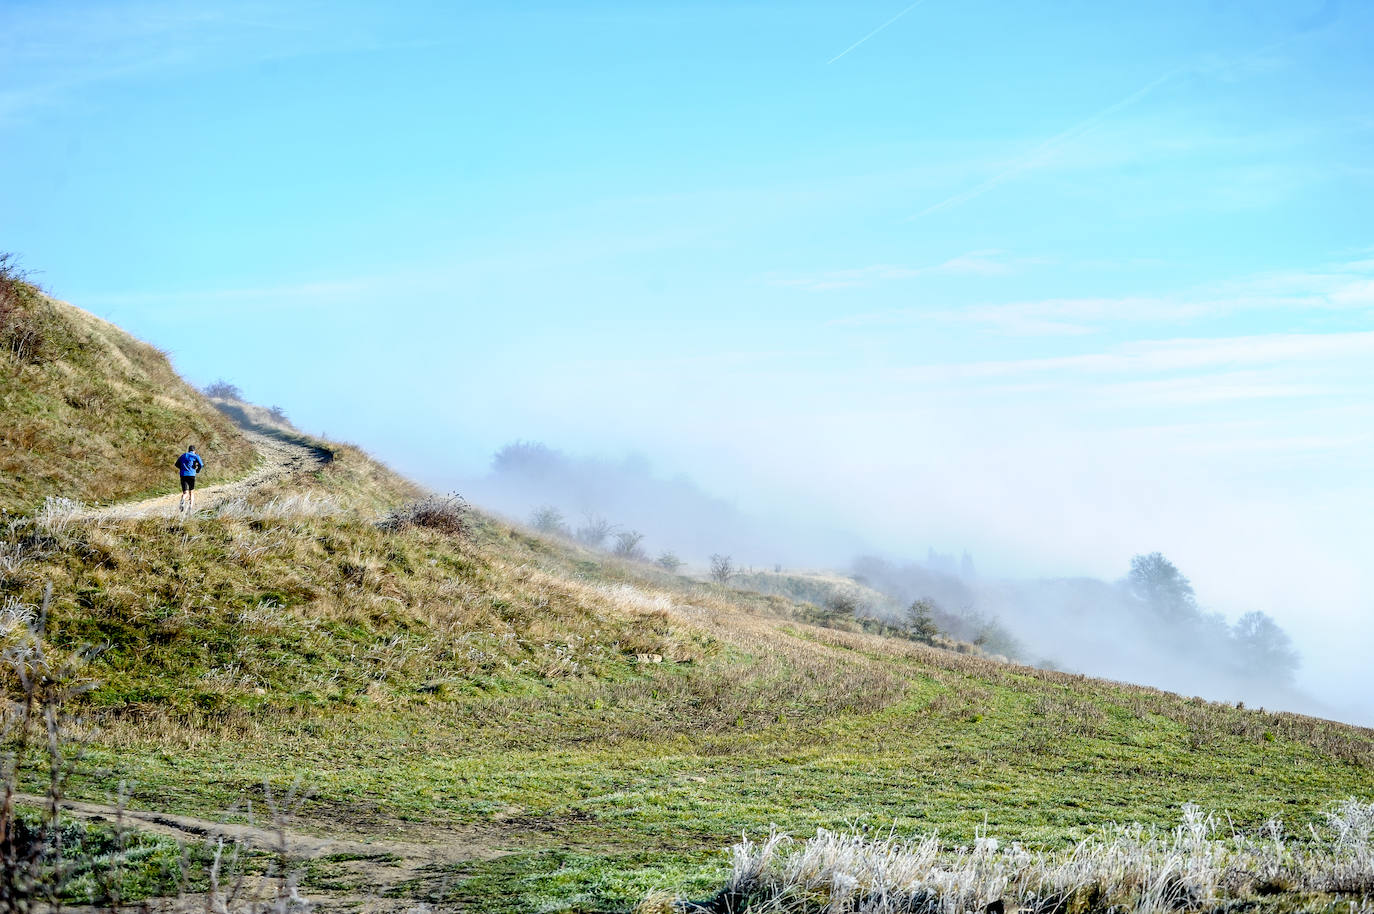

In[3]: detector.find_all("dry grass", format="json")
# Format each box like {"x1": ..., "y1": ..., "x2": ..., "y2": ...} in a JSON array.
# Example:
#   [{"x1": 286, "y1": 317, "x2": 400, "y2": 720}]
[
  {"x1": 660, "y1": 801, "x2": 1374, "y2": 913},
  {"x1": 377, "y1": 493, "x2": 470, "y2": 536},
  {"x1": 0, "y1": 286, "x2": 257, "y2": 513}
]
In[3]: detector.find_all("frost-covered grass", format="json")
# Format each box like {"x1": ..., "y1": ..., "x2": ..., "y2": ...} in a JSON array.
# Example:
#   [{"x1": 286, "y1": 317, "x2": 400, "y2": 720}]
[{"x1": 650, "y1": 801, "x2": 1374, "y2": 913}]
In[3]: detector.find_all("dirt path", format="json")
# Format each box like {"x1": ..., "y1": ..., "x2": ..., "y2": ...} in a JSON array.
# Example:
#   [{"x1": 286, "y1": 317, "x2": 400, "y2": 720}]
[
  {"x1": 36, "y1": 794, "x2": 507, "y2": 911},
  {"x1": 85, "y1": 423, "x2": 333, "y2": 520}
]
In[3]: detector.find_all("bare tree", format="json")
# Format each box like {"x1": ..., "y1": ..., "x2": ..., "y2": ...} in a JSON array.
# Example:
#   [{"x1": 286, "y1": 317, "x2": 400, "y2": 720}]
[
  {"x1": 709, "y1": 553, "x2": 734, "y2": 584},
  {"x1": 1232, "y1": 610, "x2": 1299, "y2": 684},
  {"x1": 530, "y1": 505, "x2": 570, "y2": 537},
  {"x1": 575, "y1": 514, "x2": 614, "y2": 549},
  {"x1": 204, "y1": 379, "x2": 243, "y2": 400},
  {"x1": 612, "y1": 530, "x2": 645, "y2": 560}
]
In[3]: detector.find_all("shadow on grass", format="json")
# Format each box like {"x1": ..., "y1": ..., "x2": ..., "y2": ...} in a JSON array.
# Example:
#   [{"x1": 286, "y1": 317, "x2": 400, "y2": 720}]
[{"x1": 211, "y1": 400, "x2": 335, "y2": 466}]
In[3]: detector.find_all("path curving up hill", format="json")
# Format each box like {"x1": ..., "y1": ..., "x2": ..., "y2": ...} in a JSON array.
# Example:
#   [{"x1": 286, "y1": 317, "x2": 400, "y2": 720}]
[{"x1": 84, "y1": 412, "x2": 335, "y2": 520}]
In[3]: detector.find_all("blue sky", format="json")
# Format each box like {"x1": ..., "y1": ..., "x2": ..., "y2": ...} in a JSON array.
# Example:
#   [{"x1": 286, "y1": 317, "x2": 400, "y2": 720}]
[{"x1": 2, "y1": 1, "x2": 1372, "y2": 701}]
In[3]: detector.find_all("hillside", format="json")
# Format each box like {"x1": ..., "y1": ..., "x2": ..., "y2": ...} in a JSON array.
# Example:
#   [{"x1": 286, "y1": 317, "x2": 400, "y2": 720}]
[
  {"x1": 1, "y1": 286, "x2": 1372, "y2": 912},
  {"x1": 0, "y1": 264, "x2": 257, "y2": 512}
]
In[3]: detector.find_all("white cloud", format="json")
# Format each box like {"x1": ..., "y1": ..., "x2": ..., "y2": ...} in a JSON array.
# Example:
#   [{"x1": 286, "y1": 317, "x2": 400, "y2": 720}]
[
  {"x1": 831, "y1": 257, "x2": 1374, "y2": 336},
  {"x1": 898, "y1": 330, "x2": 1374, "y2": 383},
  {"x1": 773, "y1": 249, "x2": 1047, "y2": 292}
]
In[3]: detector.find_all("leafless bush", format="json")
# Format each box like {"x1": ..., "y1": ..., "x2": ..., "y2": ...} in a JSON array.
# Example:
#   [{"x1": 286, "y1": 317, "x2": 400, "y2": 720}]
[
  {"x1": 709, "y1": 554, "x2": 734, "y2": 584},
  {"x1": 575, "y1": 514, "x2": 614, "y2": 549},
  {"x1": 612, "y1": 530, "x2": 646, "y2": 560},
  {"x1": 378, "y1": 493, "x2": 469, "y2": 536},
  {"x1": 204, "y1": 379, "x2": 244, "y2": 400},
  {"x1": 531, "y1": 506, "x2": 571, "y2": 537},
  {"x1": 656, "y1": 552, "x2": 684, "y2": 573}
]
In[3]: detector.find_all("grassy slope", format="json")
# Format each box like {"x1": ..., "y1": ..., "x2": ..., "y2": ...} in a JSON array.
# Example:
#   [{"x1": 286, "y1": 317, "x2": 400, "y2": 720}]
[
  {"x1": 0, "y1": 279, "x2": 257, "y2": 512},
  {"x1": 1, "y1": 301, "x2": 1372, "y2": 912}
]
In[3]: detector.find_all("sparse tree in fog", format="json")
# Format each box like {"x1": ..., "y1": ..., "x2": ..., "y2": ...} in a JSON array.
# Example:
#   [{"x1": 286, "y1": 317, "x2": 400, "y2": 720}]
[
  {"x1": 823, "y1": 591, "x2": 863, "y2": 621},
  {"x1": 1232, "y1": 610, "x2": 1299, "y2": 684},
  {"x1": 575, "y1": 514, "x2": 614, "y2": 548},
  {"x1": 531, "y1": 505, "x2": 570, "y2": 537},
  {"x1": 906, "y1": 598, "x2": 941, "y2": 645},
  {"x1": 709, "y1": 553, "x2": 734, "y2": 584},
  {"x1": 1127, "y1": 552, "x2": 1199, "y2": 621},
  {"x1": 656, "y1": 552, "x2": 684, "y2": 573},
  {"x1": 612, "y1": 530, "x2": 646, "y2": 560},
  {"x1": 204, "y1": 379, "x2": 242, "y2": 400}
]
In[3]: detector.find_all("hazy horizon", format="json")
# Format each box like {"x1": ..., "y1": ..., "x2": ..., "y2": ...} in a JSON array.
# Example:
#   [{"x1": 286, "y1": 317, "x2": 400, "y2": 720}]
[{"x1": 3, "y1": 2, "x2": 1371, "y2": 722}]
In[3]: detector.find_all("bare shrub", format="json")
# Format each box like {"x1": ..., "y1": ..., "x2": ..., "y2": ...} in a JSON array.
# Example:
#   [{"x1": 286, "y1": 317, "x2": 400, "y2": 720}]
[
  {"x1": 575, "y1": 514, "x2": 614, "y2": 549},
  {"x1": 612, "y1": 530, "x2": 646, "y2": 560},
  {"x1": 531, "y1": 506, "x2": 571, "y2": 537},
  {"x1": 709, "y1": 554, "x2": 734, "y2": 584},
  {"x1": 203, "y1": 379, "x2": 243, "y2": 400},
  {"x1": 656, "y1": 552, "x2": 684, "y2": 573},
  {"x1": 378, "y1": 493, "x2": 469, "y2": 536}
]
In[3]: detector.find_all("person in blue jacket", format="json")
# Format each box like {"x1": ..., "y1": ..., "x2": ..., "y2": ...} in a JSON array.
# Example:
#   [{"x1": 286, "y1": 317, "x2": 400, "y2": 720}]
[{"x1": 176, "y1": 446, "x2": 204, "y2": 511}]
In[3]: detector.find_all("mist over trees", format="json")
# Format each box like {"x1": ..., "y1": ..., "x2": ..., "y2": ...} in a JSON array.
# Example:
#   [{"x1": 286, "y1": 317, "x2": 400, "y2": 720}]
[
  {"x1": 464, "y1": 439, "x2": 1309, "y2": 713},
  {"x1": 853, "y1": 549, "x2": 1301, "y2": 705},
  {"x1": 463, "y1": 440, "x2": 863, "y2": 566}
]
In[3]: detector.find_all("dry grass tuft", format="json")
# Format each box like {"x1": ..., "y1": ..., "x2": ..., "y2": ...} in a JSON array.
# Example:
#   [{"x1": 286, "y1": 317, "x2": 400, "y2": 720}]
[
  {"x1": 378, "y1": 493, "x2": 470, "y2": 536},
  {"x1": 690, "y1": 801, "x2": 1374, "y2": 913}
]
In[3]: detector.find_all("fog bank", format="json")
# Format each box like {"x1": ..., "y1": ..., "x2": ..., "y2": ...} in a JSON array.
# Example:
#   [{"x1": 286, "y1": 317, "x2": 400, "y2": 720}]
[{"x1": 455, "y1": 439, "x2": 1369, "y2": 727}]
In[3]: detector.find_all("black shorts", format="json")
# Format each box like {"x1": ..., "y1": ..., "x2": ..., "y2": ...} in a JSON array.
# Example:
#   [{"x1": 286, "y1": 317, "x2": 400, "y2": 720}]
[{"x1": 180, "y1": 475, "x2": 197, "y2": 492}]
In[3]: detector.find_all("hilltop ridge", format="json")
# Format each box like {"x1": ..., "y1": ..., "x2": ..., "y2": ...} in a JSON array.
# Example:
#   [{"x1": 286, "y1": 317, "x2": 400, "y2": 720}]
[{"x1": 1, "y1": 265, "x2": 257, "y2": 511}]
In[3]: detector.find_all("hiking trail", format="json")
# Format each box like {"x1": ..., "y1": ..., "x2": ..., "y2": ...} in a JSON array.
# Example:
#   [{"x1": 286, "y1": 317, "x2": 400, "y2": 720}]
[
  {"x1": 29, "y1": 794, "x2": 508, "y2": 912},
  {"x1": 84, "y1": 414, "x2": 333, "y2": 520}
]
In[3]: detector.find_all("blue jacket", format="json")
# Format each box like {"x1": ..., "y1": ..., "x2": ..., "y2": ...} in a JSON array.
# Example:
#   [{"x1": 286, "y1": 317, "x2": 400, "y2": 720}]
[{"x1": 176, "y1": 452, "x2": 203, "y2": 476}]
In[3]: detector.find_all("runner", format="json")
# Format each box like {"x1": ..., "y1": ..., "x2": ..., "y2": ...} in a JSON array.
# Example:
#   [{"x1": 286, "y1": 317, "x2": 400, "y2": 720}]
[{"x1": 176, "y1": 446, "x2": 204, "y2": 511}]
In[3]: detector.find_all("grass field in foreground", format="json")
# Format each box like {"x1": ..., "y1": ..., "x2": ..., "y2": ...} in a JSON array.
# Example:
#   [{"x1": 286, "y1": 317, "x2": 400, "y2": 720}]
[{"x1": 4, "y1": 443, "x2": 1372, "y2": 911}]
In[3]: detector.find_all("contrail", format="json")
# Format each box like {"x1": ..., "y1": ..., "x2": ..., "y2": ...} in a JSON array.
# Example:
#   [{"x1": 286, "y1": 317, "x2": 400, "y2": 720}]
[
  {"x1": 905, "y1": 67, "x2": 1183, "y2": 221},
  {"x1": 827, "y1": 0, "x2": 929, "y2": 65}
]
